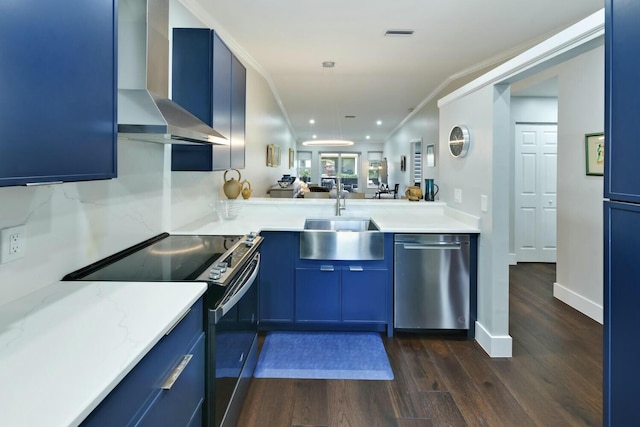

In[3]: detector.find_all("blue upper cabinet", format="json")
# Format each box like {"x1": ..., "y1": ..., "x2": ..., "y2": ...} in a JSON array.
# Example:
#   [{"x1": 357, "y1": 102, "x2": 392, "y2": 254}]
[
  {"x1": 0, "y1": 0, "x2": 117, "y2": 187},
  {"x1": 171, "y1": 29, "x2": 246, "y2": 171},
  {"x1": 605, "y1": 0, "x2": 640, "y2": 202},
  {"x1": 230, "y1": 55, "x2": 247, "y2": 170}
]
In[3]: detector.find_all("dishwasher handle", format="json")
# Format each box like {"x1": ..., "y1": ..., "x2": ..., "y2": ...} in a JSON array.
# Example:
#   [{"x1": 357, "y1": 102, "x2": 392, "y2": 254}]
[{"x1": 399, "y1": 242, "x2": 462, "y2": 250}]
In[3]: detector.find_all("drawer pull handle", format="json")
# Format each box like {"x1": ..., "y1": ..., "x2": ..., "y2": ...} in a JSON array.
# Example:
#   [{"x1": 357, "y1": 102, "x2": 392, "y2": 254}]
[
  {"x1": 320, "y1": 265, "x2": 335, "y2": 272},
  {"x1": 349, "y1": 266, "x2": 364, "y2": 272},
  {"x1": 161, "y1": 354, "x2": 193, "y2": 390}
]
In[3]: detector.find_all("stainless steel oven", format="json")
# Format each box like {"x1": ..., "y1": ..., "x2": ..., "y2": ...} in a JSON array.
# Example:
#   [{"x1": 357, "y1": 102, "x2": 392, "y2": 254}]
[{"x1": 63, "y1": 232, "x2": 263, "y2": 427}]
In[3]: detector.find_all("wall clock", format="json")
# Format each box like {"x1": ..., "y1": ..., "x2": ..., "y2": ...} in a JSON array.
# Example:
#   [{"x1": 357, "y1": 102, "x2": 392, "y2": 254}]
[{"x1": 448, "y1": 125, "x2": 470, "y2": 158}]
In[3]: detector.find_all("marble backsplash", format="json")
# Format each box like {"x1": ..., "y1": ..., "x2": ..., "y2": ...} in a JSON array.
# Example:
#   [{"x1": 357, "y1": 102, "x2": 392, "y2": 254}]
[{"x1": 0, "y1": 139, "x2": 217, "y2": 307}]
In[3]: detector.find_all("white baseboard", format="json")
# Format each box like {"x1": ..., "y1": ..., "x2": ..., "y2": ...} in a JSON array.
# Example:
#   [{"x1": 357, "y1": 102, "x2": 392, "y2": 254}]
[
  {"x1": 553, "y1": 282, "x2": 603, "y2": 324},
  {"x1": 508, "y1": 253, "x2": 517, "y2": 265},
  {"x1": 474, "y1": 321, "x2": 513, "y2": 357}
]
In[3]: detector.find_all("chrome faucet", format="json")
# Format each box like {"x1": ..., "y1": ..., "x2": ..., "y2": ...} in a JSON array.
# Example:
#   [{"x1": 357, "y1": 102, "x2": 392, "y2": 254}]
[{"x1": 335, "y1": 176, "x2": 346, "y2": 216}]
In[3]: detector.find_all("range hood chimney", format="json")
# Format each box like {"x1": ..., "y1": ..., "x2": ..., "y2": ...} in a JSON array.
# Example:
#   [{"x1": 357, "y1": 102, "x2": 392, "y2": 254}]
[{"x1": 118, "y1": 0, "x2": 227, "y2": 145}]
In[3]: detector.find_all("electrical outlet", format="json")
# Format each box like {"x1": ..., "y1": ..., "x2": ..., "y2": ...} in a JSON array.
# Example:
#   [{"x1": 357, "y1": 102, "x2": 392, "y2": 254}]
[
  {"x1": 481, "y1": 194, "x2": 488, "y2": 212},
  {"x1": 1, "y1": 225, "x2": 26, "y2": 263},
  {"x1": 454, "y1": 188, "x2": 462, "y2": 204}
]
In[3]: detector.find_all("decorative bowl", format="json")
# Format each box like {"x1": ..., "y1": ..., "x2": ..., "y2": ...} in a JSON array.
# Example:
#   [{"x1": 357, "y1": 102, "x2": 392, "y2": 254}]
[{"x1": 214, "y1": 200, "x2": 241, "y2": 220}]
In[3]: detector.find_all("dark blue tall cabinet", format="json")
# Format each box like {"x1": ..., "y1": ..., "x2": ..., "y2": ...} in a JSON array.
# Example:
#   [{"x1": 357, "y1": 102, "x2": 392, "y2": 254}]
[
  {"x1": 604, "y1": 0, "x2": 640, "y2": 425},
  {"x1": 0, "y1": 0, "x2": 117, "y2": 186},
  {"x1": 171, "y1": 29, "x2": 246, "y2": 171}
]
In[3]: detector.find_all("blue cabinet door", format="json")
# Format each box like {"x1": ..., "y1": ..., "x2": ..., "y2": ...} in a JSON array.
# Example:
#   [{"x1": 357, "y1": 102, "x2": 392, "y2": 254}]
[
  {"x1": 230, "y1": 55, "x2": 247, "y2": 169},
  {"x1": 295, "y1": 267, "x2": 341, "y2": 322},
  {"x1": 171, "y1": 28, "x2": 213, "y2": 171},
  {"x1": 171, "y1": 29, "x2": 245, "y2": 172},
  {"x1": 605, "y1": 0, "x2": 640, "y2": 202},
  {"x1": 0, "y1": 0, "x2": 116, "y2": 186},
  {"x1": 259, "y1": 232, "x2": 296, "y2": 322},
  {"x1": 211, "y1": 32, "x2": 233, "y2": 171},
  {"x1": 81, "y1": 299, "x2": 204, "y2": 426},
  {"x1": 342, "y1": 267, "x2": 387, "y2": 323},
  {"x1": 604, "y1": 201, "x2": 640, "y2": 426}
]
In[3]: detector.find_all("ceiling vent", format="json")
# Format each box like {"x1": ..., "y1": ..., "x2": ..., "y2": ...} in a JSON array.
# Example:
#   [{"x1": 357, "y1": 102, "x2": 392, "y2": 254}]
[
  {"x1": 384, "y1": 29, "x2": 415, "y2": 37},
  {"x1": 345, "y1": 115, "x2": 356, "y2": 119}
]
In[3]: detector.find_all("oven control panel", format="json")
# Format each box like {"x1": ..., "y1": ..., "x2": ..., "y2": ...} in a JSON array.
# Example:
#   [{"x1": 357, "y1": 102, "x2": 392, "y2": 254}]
[{"x1": 198, "y1": 233, "x2": 262, "y2": 286}]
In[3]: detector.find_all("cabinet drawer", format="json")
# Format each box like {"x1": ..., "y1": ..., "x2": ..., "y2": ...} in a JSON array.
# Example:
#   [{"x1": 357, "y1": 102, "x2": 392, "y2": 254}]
[
  {"x1": 81, "y1": 299, "x2": 204, "y2": 426},
  {"x1": 138, "y1": 332, "x2": 205, "y2": 427}
]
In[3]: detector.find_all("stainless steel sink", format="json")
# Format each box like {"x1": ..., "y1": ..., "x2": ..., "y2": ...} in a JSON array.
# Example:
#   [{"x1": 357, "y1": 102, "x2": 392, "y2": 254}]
[
  {"x1": 300, "y1": 217, "x2": 384, "y2": 260},
  {"x1": 303, "y1": 218, "x2": 380, "y2": 232}
]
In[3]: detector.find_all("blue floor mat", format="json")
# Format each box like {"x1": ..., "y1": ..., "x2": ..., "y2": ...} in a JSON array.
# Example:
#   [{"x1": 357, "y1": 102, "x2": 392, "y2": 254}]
[{"x1": 253, "y1": 331, "x2": 394, "y2": 380}]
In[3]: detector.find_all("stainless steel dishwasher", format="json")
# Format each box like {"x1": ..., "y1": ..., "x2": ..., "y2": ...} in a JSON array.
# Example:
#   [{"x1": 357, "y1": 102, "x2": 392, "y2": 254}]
[{"x1": 394, "y1": 234, "x2": 471, "y2": 330}]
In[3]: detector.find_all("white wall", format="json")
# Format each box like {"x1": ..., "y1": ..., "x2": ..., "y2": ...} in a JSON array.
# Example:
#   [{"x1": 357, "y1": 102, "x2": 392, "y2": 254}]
[
  {"x1": 0, "y1": 1, "x2": 296, "y2": 307},
  {"x1": 554, "y1": 46, "x2": 604, "y2": 322},
  {"x1": 385, "y1": 102, "x2": 440, "y2": 197},
  {"x1": 438, "y1": 85, "x2": 513, "y2": 357}
]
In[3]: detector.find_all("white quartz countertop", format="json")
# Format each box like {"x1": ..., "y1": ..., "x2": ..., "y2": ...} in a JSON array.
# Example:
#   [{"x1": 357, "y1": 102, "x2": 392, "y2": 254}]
[
  {"x1": 174, "y1": 198, "x2": 480, "y2": 235},
  {"x1": 0, "y1": 280, "x2": 207, "y2": 427}
]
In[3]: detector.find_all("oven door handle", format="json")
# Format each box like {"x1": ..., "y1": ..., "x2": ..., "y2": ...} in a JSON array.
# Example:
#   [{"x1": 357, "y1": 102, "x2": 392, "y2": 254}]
[{"x1": 212, "y1": 253, "x2": 260, "y2": 323}]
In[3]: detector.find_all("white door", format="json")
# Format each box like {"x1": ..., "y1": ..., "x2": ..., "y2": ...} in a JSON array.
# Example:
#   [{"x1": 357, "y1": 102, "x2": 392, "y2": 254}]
[{"x1": 515, "y1": 124, "x2": 557, "y2": 262}]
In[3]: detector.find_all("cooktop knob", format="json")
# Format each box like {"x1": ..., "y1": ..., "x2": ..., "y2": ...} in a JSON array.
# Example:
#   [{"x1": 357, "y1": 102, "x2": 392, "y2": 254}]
[
  {"x1": 209, "y1": 268, "x2": 221, "y2": 280},
  {"x1": 216, "y1": 262, "x2": 227, "y2": 272}
]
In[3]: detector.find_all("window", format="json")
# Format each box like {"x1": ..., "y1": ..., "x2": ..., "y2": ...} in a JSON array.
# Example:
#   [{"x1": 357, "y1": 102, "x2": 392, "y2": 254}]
[
  {"x1": 411, "y1": 140, "x2": 422, "y2": 186},
  {"x1": 320, "y1": 152, "x2": 359, "y2": 191},
  {"x1": 367, "y1": 151, "x2": 383, "y2": 188},
  {"x1": 297, "y1": 151, "x2": 312, "y2": 182}
]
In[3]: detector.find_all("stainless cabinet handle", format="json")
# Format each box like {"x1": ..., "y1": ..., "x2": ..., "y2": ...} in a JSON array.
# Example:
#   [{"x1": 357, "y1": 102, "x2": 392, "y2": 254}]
[
  {"x1": 402, "y1": 243, "x2": 462, "y2": 250},
  {"x1": 320, "y1": 265, "x2": 335, "y2": 272},
  {"x1": 349, "y1": 266, "x2": 364, "y2": 271},
  {"x1": 161, "y1": 354, "x2": 193, "y2": 390}
]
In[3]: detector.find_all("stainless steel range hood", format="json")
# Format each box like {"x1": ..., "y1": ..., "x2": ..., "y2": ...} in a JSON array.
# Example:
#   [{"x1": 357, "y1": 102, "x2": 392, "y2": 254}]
[{"x1": 118, "y1": 0, "x2": 227, "y2": 145}]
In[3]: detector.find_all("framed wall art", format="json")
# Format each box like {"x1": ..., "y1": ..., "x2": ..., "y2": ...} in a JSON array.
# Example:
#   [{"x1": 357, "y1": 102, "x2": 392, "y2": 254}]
[
  {"x1": 266, "y1": 144, "x2": 281, "y2": 167},
  {"x1": 585, "y1": 133, "x2": 604, "y2": 176},
  {"x1": 425, "y1": 144, "x2": 435, "y2": 167}
]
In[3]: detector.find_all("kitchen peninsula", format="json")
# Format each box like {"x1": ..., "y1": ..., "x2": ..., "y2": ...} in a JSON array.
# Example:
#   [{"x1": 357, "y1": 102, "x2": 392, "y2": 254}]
[{"x1": 174, "y1": 198, "x2": 480, "y2": 235}]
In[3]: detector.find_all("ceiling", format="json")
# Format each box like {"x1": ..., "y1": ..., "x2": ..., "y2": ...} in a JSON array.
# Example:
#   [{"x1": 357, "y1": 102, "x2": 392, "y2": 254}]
[{"x1": 194, "y1": 0, "x2": 603, "y2": 145}]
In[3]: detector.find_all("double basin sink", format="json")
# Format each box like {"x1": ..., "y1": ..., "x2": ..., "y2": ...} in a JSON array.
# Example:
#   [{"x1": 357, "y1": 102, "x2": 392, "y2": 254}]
[{"x1": 300, "y1": 217, "x2": 384, "y2": 260}]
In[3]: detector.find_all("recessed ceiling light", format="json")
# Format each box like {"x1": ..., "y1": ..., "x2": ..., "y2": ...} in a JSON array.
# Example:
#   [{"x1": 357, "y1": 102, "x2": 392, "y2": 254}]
[
  {"x1": 309, "y1": 119, "x2": 315, "y2": 124},
  {"x1": 302, "y1": 139, "x2": 354, "y2": 147},
  {"x1": 322, "y1": 61, "x2": 335, "y2": 68},
  {"x1": 312, "y1": 134, "x2": 317, "y2": 139},
  {"x1": 376, "y1": 120, "x2": 382, "y2": 125},
  {"x1": 366, "y1": 135, "x2": 371, "y2": 140}
]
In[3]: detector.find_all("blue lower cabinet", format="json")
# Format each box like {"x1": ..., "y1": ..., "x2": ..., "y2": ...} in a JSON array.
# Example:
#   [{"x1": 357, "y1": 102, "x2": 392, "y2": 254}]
[
  {"x1": 138, "y1": 333, "x2": 205, "y2": 427},
  {"x1": 342, "y1": 267, "x2": 387, "y2": 323},
  {"x1": 605, "y1": 201, "x2": 640, "y2": 425},
  {"x1": 259, "y1": 232, "x2": 296, "y2": 323},
  {"x1": 81, "y1": 299, "x2": 204, "y2": 427},
  {"x1": 295, "y1": 267, "x2": 341, "y2": 322},
  {"x1": 259, "y1": 232, "x2": 393, "y2": 335},
  {"x1": 294, "y1": 265, "x2": 388, "y2": 324}
]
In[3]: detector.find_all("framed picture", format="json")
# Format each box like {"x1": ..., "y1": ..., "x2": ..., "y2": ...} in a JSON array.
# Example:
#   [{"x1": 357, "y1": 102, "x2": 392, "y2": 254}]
[
  {"x1": 266, "y1": 144, "x2": 281, "y2": 167},
  {"x1": 289, "y1": 148, "x2": 294, "y2": 169},
  {"x1": 585, "y1": 133, "x2": 604, "y2": 176},
  {"x1": 400, "y1": 155, "x2": 406, "y2": 172},
  {"x1": 425, "y1": 144, "x2": 435, "y2": 167}
]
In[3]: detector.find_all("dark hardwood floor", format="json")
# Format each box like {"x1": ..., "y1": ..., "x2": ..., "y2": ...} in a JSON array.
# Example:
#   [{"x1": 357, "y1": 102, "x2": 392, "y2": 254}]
[{"x1": 237, "y1": 263, "x2": 602, "y2": 426}]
